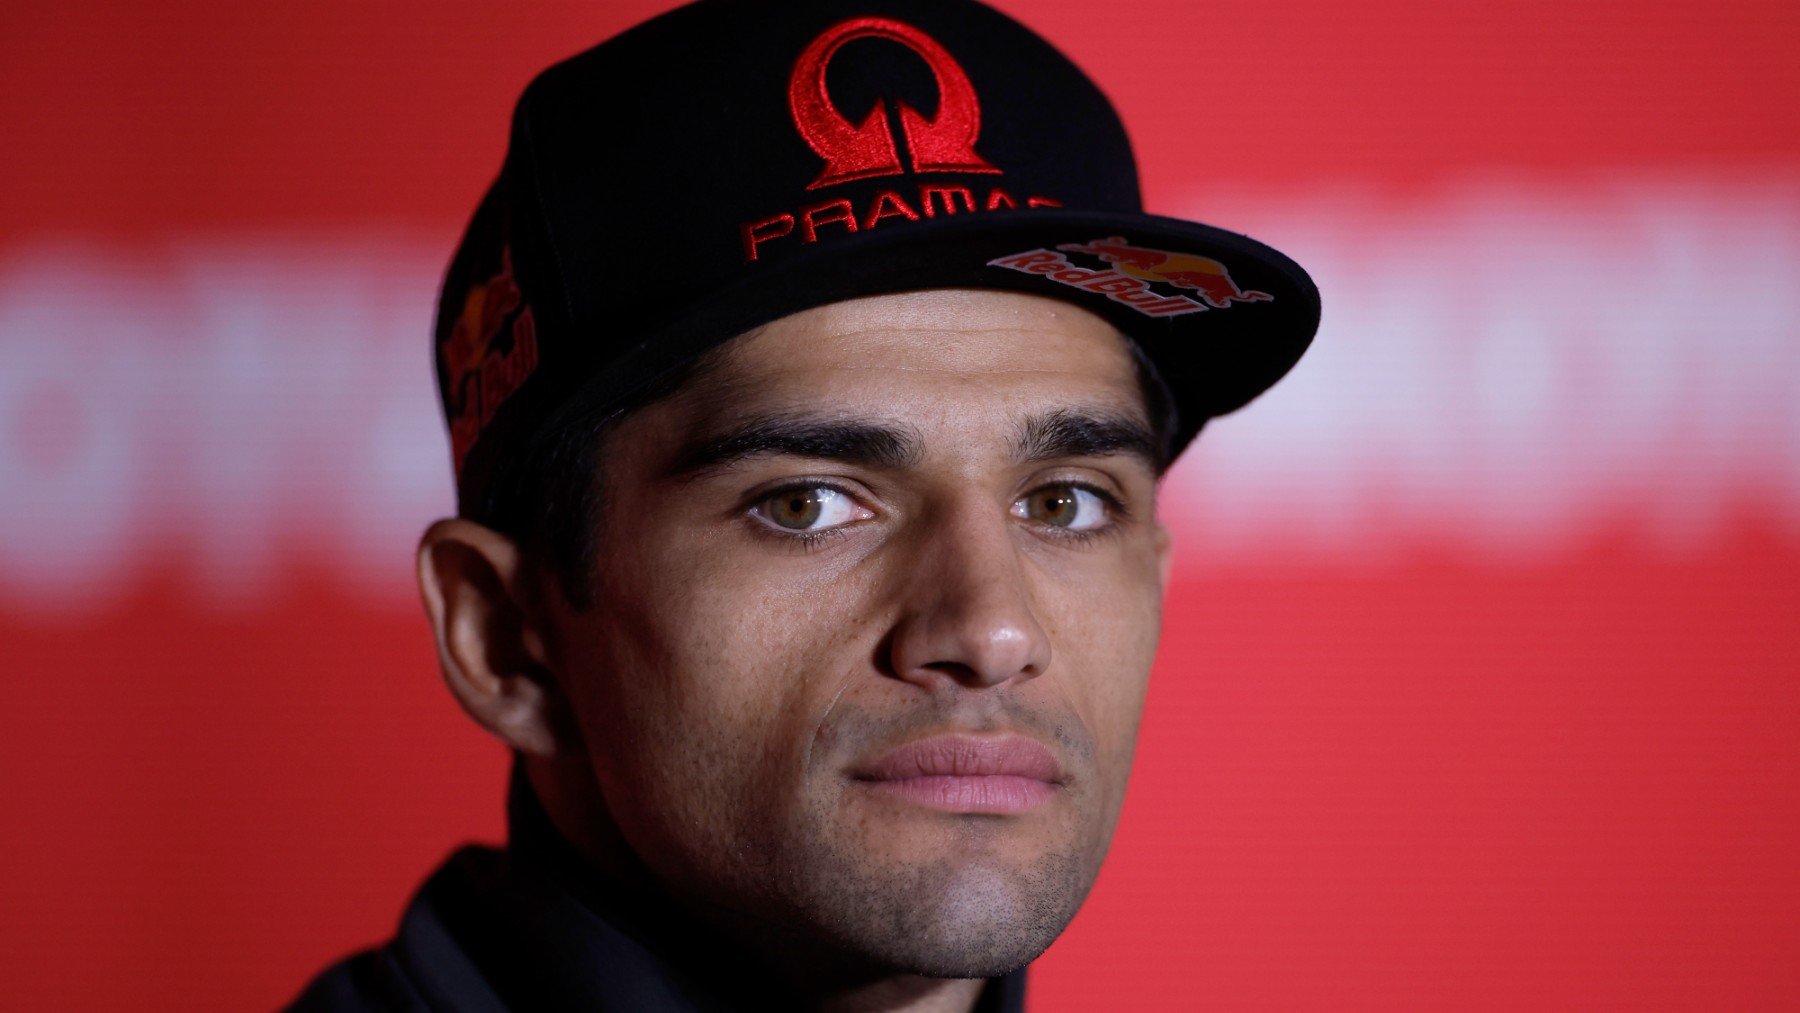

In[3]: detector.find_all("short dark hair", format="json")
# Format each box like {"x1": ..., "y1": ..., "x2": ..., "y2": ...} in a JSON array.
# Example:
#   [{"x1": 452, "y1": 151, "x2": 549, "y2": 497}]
[{"x1": 472, "y1": 331, "x2": 1180, "y2": 610}]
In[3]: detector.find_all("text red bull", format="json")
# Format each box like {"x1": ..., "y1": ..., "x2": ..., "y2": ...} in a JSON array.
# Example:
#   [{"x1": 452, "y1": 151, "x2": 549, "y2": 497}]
[
  {"x1": 988, "y1": 236, "x2": 1275, "y2": 318},
  {"x1": 1055, "y1": 237, "x2": 1272, "y2": 310},
  {"x1": 986, "y1": 249, "x2": 1210, "y2": 317}
]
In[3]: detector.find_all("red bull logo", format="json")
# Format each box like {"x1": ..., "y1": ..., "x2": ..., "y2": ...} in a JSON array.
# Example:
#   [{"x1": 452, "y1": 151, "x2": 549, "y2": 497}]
[
  {"x1": 987, "y1": 237, "x2": 1274, "y2": 318},
  {"x1": 1057, "y1": 237, "x2": 1272, "y2": 309},
  {"x1": 443, "y1": 247, "x2": 539, "y2": 469}
]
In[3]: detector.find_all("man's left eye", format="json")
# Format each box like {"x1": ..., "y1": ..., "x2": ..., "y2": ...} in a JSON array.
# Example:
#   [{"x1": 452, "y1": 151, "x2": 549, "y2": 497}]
[
  {"x1": 754, "y1": 486, "x2": 865, "y2": 533},
  {"x1": 1013, "y1": 484, "x2": 1110, "y2": 531}
]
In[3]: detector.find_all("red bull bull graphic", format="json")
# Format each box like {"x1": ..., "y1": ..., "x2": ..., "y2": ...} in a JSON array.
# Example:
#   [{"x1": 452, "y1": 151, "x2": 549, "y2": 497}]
[
  {"x1": 442, "y1": 247, "x2": 539, "y2": 468},
  {"x1": 987, "y1": 236, "x2": 1272, "y2": 318},
  {"x1": 1057, "y1": 237, "x2": 1272, "y2": 309}
]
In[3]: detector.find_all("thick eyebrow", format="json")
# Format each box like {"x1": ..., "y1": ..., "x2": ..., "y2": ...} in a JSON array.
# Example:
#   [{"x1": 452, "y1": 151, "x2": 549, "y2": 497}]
[
  {"x1": 1014, "y1": 408, "x2": 1160, "y2": 467},
  {"x1": 668, "y1": 411, "x2": 923, "y2": 479}
]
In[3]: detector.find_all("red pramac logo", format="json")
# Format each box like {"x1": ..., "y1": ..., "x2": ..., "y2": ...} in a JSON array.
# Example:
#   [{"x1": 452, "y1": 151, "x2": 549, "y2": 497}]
[
  {"x1": 788, "y1": 17, "x2": 1001, "y2": 189},
  {"x1": 740, "y1": 17, "x2": 1061, "y2": 262}
]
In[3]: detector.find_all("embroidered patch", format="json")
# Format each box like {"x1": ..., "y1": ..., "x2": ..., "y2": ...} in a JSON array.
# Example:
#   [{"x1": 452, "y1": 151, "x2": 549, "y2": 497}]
[
  {"x1": 788, "y1": 17, "x2": 1001, "y2": 190},
  {"x1": 987, "y1": 237, "x2": 1273, "y2": 318},
  {"x1": 740, "y1": 186, "x2": 1061, "y2": 261},
  {"x1": 737, "y1": 17, "x2": 1062, "y2": 263},
  {"x1": 443, "y1": 247, "x2": 540, "y2": 469}
]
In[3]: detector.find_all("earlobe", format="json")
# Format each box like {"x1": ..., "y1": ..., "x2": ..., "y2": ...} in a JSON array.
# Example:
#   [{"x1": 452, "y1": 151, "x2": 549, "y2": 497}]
[{"x1": 416, "y1": 518, "x2": 571, "y2": 758}]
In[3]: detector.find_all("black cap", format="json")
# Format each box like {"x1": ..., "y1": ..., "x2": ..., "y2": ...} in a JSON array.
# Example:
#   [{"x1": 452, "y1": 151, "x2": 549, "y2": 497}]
[{"x1": 436, "y1": 0, "x2": 1321, "y2": 514}]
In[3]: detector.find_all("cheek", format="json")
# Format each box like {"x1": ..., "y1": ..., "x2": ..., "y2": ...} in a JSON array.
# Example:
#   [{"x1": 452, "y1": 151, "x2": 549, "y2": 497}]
[
  {"x1": 564, "y1": 530, "x2": 882, "y2": 846},
  {"x1": 1033, "y1": 547, "x2": 1164, "y2": 787}
]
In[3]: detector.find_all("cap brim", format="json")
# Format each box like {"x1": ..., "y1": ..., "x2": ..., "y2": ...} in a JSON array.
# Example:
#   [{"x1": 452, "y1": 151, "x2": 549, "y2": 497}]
[{"x1": 555, "y1": 208, "x2": 1320, "y2": 463}]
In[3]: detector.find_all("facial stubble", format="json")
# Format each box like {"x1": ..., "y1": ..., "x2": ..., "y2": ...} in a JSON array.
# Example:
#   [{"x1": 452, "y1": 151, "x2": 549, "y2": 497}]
[
  {"x1": 774, "y1": 792, "x2": 1097, "y2": 979},
  {"x1": 709, "y1": 708, "x2": 1112, "y2": 982}
]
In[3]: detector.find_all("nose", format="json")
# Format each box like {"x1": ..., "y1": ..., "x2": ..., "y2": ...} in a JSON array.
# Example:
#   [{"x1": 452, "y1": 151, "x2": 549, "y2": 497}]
[{"x1": 884, "y1": 502, "x2": 1053, "y2": 691}]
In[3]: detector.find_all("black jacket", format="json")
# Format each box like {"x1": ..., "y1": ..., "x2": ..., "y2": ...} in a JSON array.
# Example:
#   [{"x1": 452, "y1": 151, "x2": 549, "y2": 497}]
[{"x1": 287, "y1": 770, "x2": 1029, "y2": 1011}]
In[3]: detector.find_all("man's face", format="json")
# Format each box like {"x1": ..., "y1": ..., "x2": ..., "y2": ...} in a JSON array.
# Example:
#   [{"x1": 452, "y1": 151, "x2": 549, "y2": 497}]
[{"x1": 539, "y1": 289, "x2": 1170, "y2": 978}]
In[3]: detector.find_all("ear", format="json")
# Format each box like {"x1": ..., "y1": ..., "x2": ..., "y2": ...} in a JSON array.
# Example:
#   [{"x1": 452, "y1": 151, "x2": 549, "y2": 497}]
[
  {"x1": 416, "y1": 518, "x2": 574, "y2": 758},
  {"x1": 1154, "y1": 518, "x2": 1174, "y2": 591}
]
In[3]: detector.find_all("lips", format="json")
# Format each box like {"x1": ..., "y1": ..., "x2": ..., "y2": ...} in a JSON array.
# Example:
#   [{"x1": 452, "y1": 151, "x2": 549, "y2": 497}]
[{"x1": 852, "y1": 734, "x2": 1064, "y2": 814}]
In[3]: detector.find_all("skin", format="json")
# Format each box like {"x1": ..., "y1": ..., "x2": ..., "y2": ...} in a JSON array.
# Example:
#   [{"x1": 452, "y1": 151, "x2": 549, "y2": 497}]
[{"x1": 419, "y1": 289, "x2": 1173, "y2": 1013}]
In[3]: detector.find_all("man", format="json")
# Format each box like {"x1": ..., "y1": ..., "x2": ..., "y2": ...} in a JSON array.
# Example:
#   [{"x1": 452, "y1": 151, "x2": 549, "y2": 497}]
[{"x1": 291, "y1": 0, "x2": 1318, "y2": 1009}]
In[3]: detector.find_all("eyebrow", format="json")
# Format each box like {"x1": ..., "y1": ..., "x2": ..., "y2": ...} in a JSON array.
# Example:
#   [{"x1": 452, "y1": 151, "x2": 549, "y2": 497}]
[
  {"x1": 666, "y1": 404, "x2": 1158, "y2": 481},
  {"x1": 1015, "y1": 407, "x2": 1160, "y2": 467},
  {"x1": 668, "y1": 411, "x2": 923, "y2": 479}
]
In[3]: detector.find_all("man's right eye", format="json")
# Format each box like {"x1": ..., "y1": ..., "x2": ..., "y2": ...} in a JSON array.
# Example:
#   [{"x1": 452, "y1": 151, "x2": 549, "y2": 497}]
[{"x1": 752, "y1": 485, "x2": 868, "y2": 533}]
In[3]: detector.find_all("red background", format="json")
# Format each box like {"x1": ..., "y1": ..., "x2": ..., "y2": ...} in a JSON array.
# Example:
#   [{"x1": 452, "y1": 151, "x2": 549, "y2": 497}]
[{"x1": 2, "y1": 0, "x2": 1797, "y2": 1009}]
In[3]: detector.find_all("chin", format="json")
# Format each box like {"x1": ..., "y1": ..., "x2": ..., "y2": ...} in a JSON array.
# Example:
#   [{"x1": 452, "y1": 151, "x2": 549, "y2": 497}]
[{"x1": 795, "y1": 846, "x2": 1092, "y2": 979}]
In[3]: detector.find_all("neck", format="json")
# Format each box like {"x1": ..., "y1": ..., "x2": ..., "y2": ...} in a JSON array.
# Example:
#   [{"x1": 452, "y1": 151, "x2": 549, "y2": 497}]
[{"x1": 808, "y1": 977, "x2": 987, "y2": 1013}]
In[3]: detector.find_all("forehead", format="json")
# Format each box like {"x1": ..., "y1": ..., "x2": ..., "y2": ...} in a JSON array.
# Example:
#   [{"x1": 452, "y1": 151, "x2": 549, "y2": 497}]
[{"x1": 677, "y1": 288, "x2": 1144, "y2": 425}]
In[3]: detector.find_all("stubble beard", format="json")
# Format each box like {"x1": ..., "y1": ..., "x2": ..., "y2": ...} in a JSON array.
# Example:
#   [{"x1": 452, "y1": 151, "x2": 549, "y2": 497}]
[
  {"x1": 628, "y1": 697, "x2": 1121, "y2": 985},
  {"x1": 743, "y1": 784, "x2": 1102, "y2": 981}
]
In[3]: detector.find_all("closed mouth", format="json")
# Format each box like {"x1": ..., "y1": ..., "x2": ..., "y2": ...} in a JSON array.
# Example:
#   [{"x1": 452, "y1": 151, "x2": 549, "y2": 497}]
[{"x1": 850, "y1": 733, "x2": 1065, "y2": 814}]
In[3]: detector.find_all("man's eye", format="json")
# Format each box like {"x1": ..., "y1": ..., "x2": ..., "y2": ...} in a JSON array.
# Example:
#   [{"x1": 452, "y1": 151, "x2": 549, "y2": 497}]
[
  {"x1": 755, "y1": 486, "x2": 864, "y2": 532},
  {"x1": 1014, "y1": 484, "x2": 1110, "y2": 531}
]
